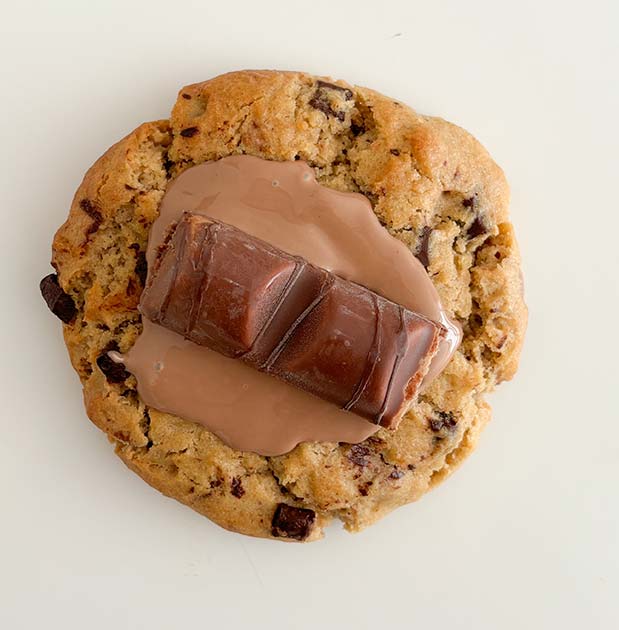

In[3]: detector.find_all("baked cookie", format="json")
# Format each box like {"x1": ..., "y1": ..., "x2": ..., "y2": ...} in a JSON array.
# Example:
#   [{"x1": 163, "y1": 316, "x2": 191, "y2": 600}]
[{"x1": 45, "y1": 70, "x2": 526, "y2": 541}]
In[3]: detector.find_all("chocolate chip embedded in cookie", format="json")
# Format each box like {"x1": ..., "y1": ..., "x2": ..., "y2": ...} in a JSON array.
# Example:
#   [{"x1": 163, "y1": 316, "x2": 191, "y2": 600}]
[
  {"x1": 40, "y1": 274, "x2": 76, "y2": 324},
  {"x1": 96, "y1": 343, "x2": 130, "y2": 383},
  {"x1": 44, "y1": 70, "x2": 526, "y2": 541},
  {"x1": 271, "y1": 504, "x2": 316, "y2": 541}
]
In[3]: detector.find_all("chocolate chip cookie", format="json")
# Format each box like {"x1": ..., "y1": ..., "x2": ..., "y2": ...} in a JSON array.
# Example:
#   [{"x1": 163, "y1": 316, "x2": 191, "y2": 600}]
[{"x1": 44, "y1": 70, "x2": 526, "y2": 541}]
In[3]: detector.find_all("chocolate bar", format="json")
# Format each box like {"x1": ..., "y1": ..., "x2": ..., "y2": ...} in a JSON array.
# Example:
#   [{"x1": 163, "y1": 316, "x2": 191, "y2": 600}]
[{"x1": 140, "y1": 213, "x2": 445, "y2": 428}]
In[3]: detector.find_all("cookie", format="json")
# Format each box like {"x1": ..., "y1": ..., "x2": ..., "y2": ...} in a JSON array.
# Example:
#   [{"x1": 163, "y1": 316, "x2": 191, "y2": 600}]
[{"x1": 47, "y1": 70, "x2": 526, "y2": 541}]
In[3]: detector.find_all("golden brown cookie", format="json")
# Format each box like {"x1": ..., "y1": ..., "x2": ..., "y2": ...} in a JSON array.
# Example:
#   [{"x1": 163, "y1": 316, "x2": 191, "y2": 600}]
[{"x1": 46, "y1": 70, "x2": 526, "y2": 541}]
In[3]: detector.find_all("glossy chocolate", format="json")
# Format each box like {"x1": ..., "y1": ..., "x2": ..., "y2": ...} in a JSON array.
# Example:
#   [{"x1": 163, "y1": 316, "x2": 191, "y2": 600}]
[{"x1": 141, "y1": 214, "x2": 445, "y2": 427}]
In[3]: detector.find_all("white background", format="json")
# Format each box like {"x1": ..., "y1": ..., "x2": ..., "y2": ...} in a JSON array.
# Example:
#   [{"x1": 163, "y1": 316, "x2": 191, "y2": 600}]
[{"x1": 1, "y1": 1, "x2": 617, "y2": 628}]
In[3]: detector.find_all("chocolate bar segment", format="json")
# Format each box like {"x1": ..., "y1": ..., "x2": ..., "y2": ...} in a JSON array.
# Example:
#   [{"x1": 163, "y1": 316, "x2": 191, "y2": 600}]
[{"x1": 141, "y1": 213, "x2": 445, "y2": 428}]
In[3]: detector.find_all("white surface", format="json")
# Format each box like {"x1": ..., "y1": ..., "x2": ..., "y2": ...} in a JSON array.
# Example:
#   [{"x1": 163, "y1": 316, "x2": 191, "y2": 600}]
[{"x1": 1, "y1": 1, "x2": 617, "y2": 628}]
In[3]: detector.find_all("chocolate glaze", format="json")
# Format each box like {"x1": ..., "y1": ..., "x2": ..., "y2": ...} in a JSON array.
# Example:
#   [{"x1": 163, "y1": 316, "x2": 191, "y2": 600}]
[{"x1": 120, "y1": 156, "x2": 461, "y2": 455}]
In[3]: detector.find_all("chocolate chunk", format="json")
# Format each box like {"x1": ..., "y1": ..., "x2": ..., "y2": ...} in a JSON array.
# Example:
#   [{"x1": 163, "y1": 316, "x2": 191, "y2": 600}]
[
  {"x1": 271, "y1": 503, "x2": 315, "y2": 540},
  {"x1": 429, "y1": 411, "x2": 457, "y2": 432},
  {"x1": 141, "y1": 214, "x2": 446, "y2": 428},
  {"x1": 350, "y1": 122, "x2": 365, "y2": 136},
  {"x1": 40, "y1": 274, "x2": 77, "y2": 324},
  {"x1": 316, "y1": 80, "x2": 354, "y2": 100},
  {"x1": 358, "y1": 481, "x2": 372, "y2": 496},
  {"x1": 309, "y1": 92, "x2": 346, "y2": 122},
  {"x1": 180, "y1": 127, "x2": 199, "y2": 138},
  {"x1": 390, "y1": 148, "x2": 400, "y2": 156},
  {"x1": 96, "y1": 343, "x2": 130, "y2": 383},
  {"x1": 309, "y1": 81, "x2": 351, "y2": 122},
  {"x1": 462, "y1": 196, "x2": 476, "y2": 208},
  {"x1": 230, "y1": 477, "x2": 245, "y2": 498},
  {"x1": 415, "y1": 226, "x2": 432, "y2": 268},
  {"x1": 79, "y1": 199, "x2": 103, "y2": 236},
  {"x1": 389, "y1": 468, "x2": 405, "y2": 480},
  {"x1": 181, "y1": 93, "x2": 192, "y2": 100},
  {"x1": 134, "y1": 251, "x2": 147, "y2": 285},
  {"x1": 467, "y1": 216, "x2": 487, "y2": 239},
  {"x1": 347, "y1": 444, "x2": 371, "y2": 468}
]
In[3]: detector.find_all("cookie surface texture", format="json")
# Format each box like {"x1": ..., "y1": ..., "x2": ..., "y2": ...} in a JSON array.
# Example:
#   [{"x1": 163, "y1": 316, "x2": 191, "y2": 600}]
[{"x1": 51, "y1": 70, "x2": 526, "y2": 541}]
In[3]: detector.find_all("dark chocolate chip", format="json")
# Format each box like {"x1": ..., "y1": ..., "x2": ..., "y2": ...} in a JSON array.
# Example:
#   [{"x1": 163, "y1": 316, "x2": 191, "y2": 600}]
[
  {"x1": 210, "y1": 478, "x2": 223, "y2": 488},
  {"x1": 358, "y1": 481, "x2": 373, "y2": 496},
  {"x1": 40, "y1": 274, "x2": 77, "y2": 324},
  {"x1": 181, "y1": 93, "x2": 192, "y2": 100},
  {"x1": 347, "y1": 444, "x2": 371, "y2": 468},
  {"x1": 415, "y1": 226, "x2": 432, "y2": 268},
  {"x1": 134, "y1": 251, "x2": 147, "y2": 285},
  {"x1": 271, "y1": 503, "x2": 316, "y2": 540},
  {"x1": 79, "y1": 199, "x2": 103, "y2": 236},
  {"x1": 96, "y1": 342, "x2": 130, "y2": 383},
  {"x1": 389, "y1": 468, "x2": 405, "y2": 480},
  {"x1": 390, "y1": 148, "x2": 400, "y2": 156},
  {"x1": 163, "y1": 157, "x2": 174, "y2": 174},
  {"x1": 316, "y1": 80, "x2": 353, "y2": 100},
  {"x1": 462, "y1": 196, "x2": 476, "y2": 208},
  {"x1": 180, "y1": 126, "x2": 199, "y2": 138},
  {"x1": 467, "y1": 216, "x2": 487, "y2": 239},
  {"x1": 309, "y1": 93, "x2": 346, "y2": 121},
  {"x1": 230, "y1": 477, "x2": 245, "y2": 498},
  {"x1": 429, "y1": 411, "x2": 457, "y2": 433},
  {"x1": 407, "y1": 464, "x2": 416, "y2": 471},
  {"x1": 350, "y1": 122, "x2": 365, "y2": 136}
]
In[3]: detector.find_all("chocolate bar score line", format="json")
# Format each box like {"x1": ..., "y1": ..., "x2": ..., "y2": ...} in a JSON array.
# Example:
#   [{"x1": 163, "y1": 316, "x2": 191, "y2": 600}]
[{"x1": 139, "y1": 213, "x2": 446, "y2": 429}]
